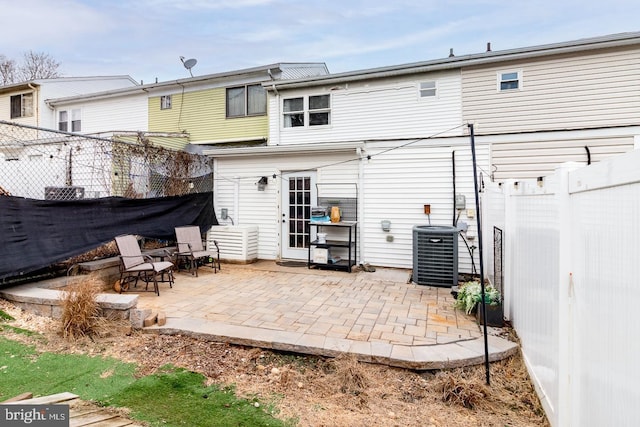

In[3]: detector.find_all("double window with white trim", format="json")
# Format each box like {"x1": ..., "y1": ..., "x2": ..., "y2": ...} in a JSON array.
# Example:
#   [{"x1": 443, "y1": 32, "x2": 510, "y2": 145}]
[
  {"x1": 283, "y1": 94, "x2": 330, "y2": 128},
  {"x1": 58, "y1": 109, "x2": 81, "y2": 132},
  {"x1": 226, "y1": 84, "x2": 267, "y2": 117}
]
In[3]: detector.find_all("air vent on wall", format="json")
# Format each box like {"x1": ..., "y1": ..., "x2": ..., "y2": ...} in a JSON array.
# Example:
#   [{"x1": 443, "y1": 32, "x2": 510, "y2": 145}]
[{"x1": 412, "y1": 225, "x2": 458, "y2": 287}]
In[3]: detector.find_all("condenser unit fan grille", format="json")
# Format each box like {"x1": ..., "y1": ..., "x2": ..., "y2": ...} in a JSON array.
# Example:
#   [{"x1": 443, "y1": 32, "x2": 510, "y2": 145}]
[{"x1": 413, "y1": 225, "x2": 458, "y2": 287}]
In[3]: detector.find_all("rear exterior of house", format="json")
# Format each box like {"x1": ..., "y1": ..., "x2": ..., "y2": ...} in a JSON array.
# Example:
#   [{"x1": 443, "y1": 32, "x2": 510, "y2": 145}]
[
  {"x1": 206, "y1": 67, "x2": 486, "y2": 273},
  {"x1": 205, "y1": 32, "x2": 640, "y2": 274}
]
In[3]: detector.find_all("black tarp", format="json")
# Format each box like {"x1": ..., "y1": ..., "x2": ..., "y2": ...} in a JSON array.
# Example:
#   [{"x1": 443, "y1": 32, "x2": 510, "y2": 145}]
[{"x1": 0, "y1": 192, "x2": 216, "y2": 280}]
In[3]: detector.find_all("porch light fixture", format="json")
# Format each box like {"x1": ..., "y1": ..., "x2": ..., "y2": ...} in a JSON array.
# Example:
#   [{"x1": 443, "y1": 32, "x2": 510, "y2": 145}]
[{"x1": 257, "y1": 176, "x2": 268, "y2": 191}]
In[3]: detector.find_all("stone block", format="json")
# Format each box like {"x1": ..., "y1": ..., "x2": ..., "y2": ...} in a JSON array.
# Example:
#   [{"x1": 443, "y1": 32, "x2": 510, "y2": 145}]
[
  {"x1": 130, "y1": 308, "x2": 152, "y2": 329},
  {"x1": 144, "y1": 313, "x2": 158, "y2": 327},
  {"x1": 157, "y1": 312, "x2": 167, "y2": 326}
]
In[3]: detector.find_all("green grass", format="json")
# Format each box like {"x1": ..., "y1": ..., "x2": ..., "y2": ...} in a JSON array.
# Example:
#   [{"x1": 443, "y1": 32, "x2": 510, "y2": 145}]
[{"x1": 0, "y1": 337, "x2": 290, "y2": 427}]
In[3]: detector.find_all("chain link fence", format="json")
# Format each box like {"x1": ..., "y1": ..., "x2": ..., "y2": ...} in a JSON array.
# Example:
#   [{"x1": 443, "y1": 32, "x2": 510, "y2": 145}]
[{"x1": 0, "y1": 121, "x2": 213, "y2": 200}]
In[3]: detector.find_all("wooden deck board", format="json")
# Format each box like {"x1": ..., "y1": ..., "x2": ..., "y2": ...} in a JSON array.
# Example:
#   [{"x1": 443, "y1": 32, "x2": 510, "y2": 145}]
[{"x1": 1, "y1": 392, "x2": 143, "y2": 426}]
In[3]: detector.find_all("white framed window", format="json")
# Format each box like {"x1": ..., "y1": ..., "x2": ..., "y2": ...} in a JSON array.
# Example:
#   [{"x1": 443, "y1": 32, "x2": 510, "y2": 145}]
[
  {"x1": 419, "y1": 81, "x2": 437, "y2": 98},
  {"x1": 283, "y1": 95, "x2": 331, "y2": 128},
  {"x1": 309, "y1": 95, "x2": 330, "y2": 126},
  {"x1": 160, "y1": 95, "x2": 172, "y2": 110},
  {"x1": 58, "y1": 109, "x2": 81, "y2": 132},
  {"x1": 283, "y1": 97, "x2": 304, "y2": 127},
  {"x1": 71, "y1": 109, "x2": 81, "y2": 132},
  {"x1": 58, "y1": 110, "x2": 69, "y2": 131},
  {"x1": 226, "y1": 84, "x2": 267, "y2": 117},
  {"x1": 10, "y1": 93, "x2": 33, "y2": 118},
  {"x1": 498, "y1": 71, "x2": 521, "y2": 91}
]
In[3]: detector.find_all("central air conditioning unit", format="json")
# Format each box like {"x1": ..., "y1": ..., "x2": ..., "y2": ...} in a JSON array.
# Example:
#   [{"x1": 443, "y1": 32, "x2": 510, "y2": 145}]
[
  {"x1": 412, "y1": 225, "x2": 458, "y2": 287},
  {"x1": 207, "y1": 225, "x2": 259, "y2": 263}
]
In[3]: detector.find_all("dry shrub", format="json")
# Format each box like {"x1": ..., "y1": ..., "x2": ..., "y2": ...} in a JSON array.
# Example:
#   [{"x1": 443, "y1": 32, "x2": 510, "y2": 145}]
[
  {"x1": 310, "y1": 354, "x2": 370, "y2": 408},
  {"x1": 331, "y1": 354, "x2": 369, "y2": 393},
  {"x1": 60, "y1": 275, "x2": 105, "y2": 339},
  {"x1": 433, "y1": 369, "x2": 489, "y2": 409}
]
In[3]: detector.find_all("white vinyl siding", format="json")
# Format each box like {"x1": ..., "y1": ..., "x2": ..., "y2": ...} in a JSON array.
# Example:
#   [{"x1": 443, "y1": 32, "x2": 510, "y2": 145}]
[
  {"x1": 463, "y1": 47, "x2": 640, "y2": 134},
  {"x1": 489, "y1": 130, "x2": 637, "y2": 181},
  {"x1": 360, "y1": 139, "x2": 489, "y2": 273},
  {"x1": 271, "y1": 71, "x2": 463, "y2": 145},
  {"x1": 212, "y1": 152, "x2": 358, "y2": 260},
  {"x1": 54, "y1": 94, "x2": 148, "y2": 136}
]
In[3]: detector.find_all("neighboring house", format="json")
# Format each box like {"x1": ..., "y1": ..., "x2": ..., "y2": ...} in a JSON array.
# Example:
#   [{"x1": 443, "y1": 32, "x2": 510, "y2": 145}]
[
  {"x1": 204, "y1": 32, "x2": 640, "y2": 273},
  {"x1": 146, "y1": 63, "x2": 329, "y2": 149},
  {"x1": 44, "y1": 63, "x2": 329, "y2": 150},
  {"x1": 0, "y1": 76, "x2": 139, "y2": 199},
  {"x1": 0, "y1": 76, "x2": 139, "y2": 129},
  {"x1": 1, "y1": 63, "x2": 328, "y2": 199}
]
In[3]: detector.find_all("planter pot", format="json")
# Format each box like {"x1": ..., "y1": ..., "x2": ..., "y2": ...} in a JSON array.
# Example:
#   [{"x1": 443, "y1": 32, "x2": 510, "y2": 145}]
[{"x1": 476, "y1": 303, "x2": 503, "y2": 327}]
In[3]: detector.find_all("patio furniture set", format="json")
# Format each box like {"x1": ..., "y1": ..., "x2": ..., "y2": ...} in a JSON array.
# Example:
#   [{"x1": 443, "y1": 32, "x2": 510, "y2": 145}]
[{"x1": 114, "y1": 226, "x2": 220, "y2": 296}]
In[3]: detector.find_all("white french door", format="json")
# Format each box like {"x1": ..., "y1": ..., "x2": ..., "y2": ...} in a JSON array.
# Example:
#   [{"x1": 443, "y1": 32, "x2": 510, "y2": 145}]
[{"x1": 281, "y1": 171, "x2": 317, "y2": 259}]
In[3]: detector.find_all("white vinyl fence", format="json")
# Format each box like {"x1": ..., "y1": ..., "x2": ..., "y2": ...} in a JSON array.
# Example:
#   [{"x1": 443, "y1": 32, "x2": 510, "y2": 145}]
[{"x1": 483, "y1": 149, "x2": 640, "y2": 427}]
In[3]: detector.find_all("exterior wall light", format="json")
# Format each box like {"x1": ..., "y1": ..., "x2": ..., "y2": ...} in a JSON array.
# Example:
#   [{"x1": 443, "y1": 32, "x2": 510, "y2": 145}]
[{"x1": 257, "y1": 176, "x2": 268, "y2": 191}]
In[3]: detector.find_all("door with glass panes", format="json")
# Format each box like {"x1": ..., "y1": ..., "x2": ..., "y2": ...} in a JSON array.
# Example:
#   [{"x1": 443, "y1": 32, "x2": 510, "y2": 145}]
[{"x1": 281, "y1": 172, "x2": 317, "y2": 259}]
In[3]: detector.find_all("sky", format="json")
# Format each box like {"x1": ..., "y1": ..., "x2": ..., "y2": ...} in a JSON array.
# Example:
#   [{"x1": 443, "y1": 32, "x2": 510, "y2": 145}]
[{"x1": 1, "y1": 0, "x2": 639, "y2": 84}]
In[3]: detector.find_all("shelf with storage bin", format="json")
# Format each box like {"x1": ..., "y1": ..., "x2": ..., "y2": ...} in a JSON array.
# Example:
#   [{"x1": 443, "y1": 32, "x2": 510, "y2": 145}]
[{"x1": 308, "y1": 221, "x2": 357, "y2": 272}]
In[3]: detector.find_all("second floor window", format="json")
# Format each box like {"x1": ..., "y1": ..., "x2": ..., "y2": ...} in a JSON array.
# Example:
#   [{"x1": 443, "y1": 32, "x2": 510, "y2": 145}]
[
  {"x1": 58, "y1": 109, "x2": 81, "y2": 132},
  {"x1": 10, "y1": 93, "x2": 34, "y2": 119},
  {"x1": 71, "y1": 109, "x2": 81, "y2": 132},
  {"x1": 58, "y1": 111, "x2": 68, "y2": 131},
  {"x1": 499, "y1": 71, "x2": 521, "y2": 91},
  {"x1": 226, "y1": 84, "x2": 267, "y2": 117},
  {"x1": 160, "y1": 95, "x2": 172, "y2": 110},
  {"x1": 283, "y1": 95, "x2": 330, "y2": 128},
  {"x1": 419, "y1": 81, "x2": 437, "y2": 98}
]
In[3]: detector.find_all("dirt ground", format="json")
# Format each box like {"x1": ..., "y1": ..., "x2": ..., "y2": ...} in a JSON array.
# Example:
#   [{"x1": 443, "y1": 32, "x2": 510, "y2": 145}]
[{"x1": 0, "y1": 299, "x2": 549, "y2": 427}]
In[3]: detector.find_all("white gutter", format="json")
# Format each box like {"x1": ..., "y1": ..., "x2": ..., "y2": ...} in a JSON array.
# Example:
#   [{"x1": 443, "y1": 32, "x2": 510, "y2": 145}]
[
  {"x1": 266, "y1": 32, "x2": 640, "y2": 91},
  {"x1": 202, "y1": 141, "x2": 364, "y2": 157},
  {"x1": 191, "y1": 136, "x2": 267, "y2": 145}
]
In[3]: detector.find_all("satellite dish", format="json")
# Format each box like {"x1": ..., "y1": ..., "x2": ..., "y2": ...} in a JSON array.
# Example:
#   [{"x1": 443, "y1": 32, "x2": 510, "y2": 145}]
[{"x1": 179, "y1": 56, "x2": 197, "y2": 77}]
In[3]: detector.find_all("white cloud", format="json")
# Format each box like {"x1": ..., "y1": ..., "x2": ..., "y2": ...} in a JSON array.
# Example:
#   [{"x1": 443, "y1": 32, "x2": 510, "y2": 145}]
[{"x1": 2, "y1": 0, "x2": 639, "y2": 82}]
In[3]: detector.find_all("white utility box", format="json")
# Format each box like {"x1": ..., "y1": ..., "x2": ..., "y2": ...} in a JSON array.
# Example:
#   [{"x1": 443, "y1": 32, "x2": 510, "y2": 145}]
[{"x1": 207, "y1": 225, "x2": 259, "y2": 263}]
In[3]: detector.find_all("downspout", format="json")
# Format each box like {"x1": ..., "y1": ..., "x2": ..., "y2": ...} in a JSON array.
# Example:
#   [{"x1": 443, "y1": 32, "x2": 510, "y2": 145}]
[
  {"x1": 27, "y1": 83, "x2": 39, "y2": 127},
  {"x1": 270, "y1": 80, "x2": 280, "y2": 145},
  {"x1": 233, "y1": 176, "x2": 240, "y2": 225},
  {"x1": 357, "y1": 146, "x2": 365, "y2": 265},
  {"x1": 452, "y1": 151, "x2": 457, "y2": 226}
]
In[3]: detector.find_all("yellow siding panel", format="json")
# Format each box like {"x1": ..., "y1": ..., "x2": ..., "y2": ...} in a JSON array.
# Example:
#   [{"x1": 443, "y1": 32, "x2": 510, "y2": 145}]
[{"x1": 148, "y1": 88, "x2": 268, "y2": 143}]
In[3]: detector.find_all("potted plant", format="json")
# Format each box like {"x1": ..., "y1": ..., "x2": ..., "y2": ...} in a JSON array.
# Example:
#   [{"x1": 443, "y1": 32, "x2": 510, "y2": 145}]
[{"x1": 454, "y1": 281, "x2": 503, "y2": 327}]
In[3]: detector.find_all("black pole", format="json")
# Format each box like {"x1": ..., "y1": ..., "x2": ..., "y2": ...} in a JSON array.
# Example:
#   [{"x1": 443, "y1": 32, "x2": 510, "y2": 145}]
[
  {"x1": 468, "y1": 123, "x2": 490, "y2": 385},
  {"x1": 452, "y1": 151, "x2": 457, "y2": 226}
]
